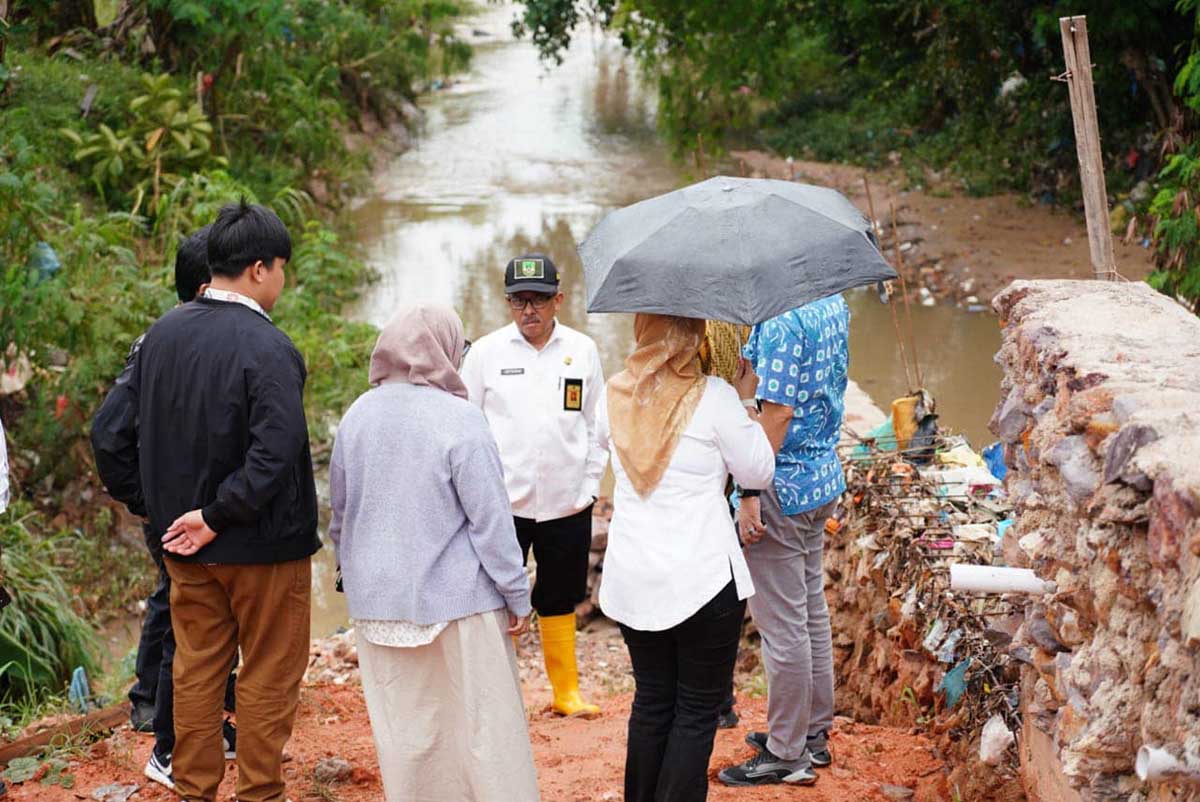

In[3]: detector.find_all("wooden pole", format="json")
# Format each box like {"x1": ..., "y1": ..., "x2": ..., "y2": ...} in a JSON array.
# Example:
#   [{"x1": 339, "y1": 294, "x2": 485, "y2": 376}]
[
  {"x1": 1059, "y1": 16, "x2": 1118, "y2": 281},
  {"x1": 863, "y1": 176, "x2": 916, "y2": 390},
  {"x1": 891, "y1": 202, "x2": 924, "y2": 389},
  {"x1": 0, "y1": 0, "x2": 9, "y2": 67}
]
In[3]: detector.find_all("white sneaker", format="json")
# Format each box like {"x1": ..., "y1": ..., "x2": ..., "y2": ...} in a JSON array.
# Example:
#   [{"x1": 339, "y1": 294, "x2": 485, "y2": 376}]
[
  {"x1": 144, "y1": 750, "x2": 175, "y2": 790},
  {"x1": 222, "y1": 717, "x2": 237, "y2": 760}
]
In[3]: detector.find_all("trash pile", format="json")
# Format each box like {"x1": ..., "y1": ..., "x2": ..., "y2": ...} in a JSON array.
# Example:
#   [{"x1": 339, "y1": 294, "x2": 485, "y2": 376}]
[{"x1": 826, "y1": 391, "x2": 1026, "y2": 784}]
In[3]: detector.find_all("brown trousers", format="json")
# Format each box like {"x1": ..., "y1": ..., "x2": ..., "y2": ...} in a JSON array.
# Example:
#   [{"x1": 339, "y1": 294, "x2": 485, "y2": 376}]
[{"x1": 166, "y1": 557, "x2": 312, "y2": 802}]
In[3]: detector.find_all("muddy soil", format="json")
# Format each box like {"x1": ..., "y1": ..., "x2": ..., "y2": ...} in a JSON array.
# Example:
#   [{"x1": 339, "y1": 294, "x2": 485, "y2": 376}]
[
  {"x1": 730, "y1": 150, "x2": 1154, "y2": 305},
  {"x1": 8, "y1": 686, "x2": 948, "y2": 802},
  {"x1": 11, "y1": 626, "x2": 953, "y2": 802}
]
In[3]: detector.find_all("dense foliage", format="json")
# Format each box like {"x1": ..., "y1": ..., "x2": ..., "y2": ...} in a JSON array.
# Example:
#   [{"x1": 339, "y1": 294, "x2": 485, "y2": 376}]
[
  {"x1": 0, "y1": 0, "x2": 468, "y2": 706},
  {"x1": 1147, "y1": 0, "x2": 1200, "y2": 311},
  {"x1": 514, "y1": 0, "x2": 1200, "y2": 308}
]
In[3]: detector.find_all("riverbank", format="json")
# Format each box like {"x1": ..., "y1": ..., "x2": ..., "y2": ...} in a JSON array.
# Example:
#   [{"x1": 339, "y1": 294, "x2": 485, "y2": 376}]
[{"x1": 729, "y1": 150, "x2": 1156, "y2": 306}]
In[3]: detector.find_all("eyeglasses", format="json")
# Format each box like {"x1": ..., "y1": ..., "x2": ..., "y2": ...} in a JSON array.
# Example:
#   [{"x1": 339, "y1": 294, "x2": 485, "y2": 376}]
[
  {"x1": 462, "y1": 339, "x2": 472, "y2": 358},
  {"x1": 507, "y1": 294, "x2": 554, "y2": 311}
]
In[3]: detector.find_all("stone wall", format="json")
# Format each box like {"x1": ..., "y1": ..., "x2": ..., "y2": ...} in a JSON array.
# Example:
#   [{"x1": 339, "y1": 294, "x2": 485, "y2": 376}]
[{"x1": 991, "y1": 280, "x2": 1200, "y2": 802}]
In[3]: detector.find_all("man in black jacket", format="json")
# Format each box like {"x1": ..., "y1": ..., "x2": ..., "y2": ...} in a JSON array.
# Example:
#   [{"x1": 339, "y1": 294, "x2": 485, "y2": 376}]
[
  {"x1": 91, "y1": 226, "x2": 240, "y2": 789},
  {"x1": 131, "y1": 201, "x2": 319, "y2": 802}
]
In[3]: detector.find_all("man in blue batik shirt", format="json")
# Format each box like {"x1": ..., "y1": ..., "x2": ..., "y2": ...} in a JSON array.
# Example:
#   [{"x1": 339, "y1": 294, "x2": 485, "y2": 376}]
[{"x1": 719, "y1": 294, "x2": 850, "y2": 788}]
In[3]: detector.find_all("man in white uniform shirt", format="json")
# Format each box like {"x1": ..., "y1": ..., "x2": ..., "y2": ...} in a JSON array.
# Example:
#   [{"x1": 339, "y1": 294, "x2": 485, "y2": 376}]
[{"x1": 462, "y1": 253, "x2": 605, "y2": 718}]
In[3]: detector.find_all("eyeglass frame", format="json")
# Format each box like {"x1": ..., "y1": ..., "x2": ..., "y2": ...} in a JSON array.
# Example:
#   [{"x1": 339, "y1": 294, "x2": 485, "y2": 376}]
[{"x1": 506, "y1": 292, "x2": 557, "y2": 311}]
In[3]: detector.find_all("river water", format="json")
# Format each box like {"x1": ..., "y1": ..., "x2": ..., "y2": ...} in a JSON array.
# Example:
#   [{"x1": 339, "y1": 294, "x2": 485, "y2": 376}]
[{"x1": 307, "y1": 4, "x2": 1004, "y2": 637}]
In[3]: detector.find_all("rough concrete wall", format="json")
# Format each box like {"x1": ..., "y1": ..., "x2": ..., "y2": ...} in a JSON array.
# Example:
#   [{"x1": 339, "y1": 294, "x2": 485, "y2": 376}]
[{"x1": 991, "y1": 280, "x2": 1200, "y2": 802}]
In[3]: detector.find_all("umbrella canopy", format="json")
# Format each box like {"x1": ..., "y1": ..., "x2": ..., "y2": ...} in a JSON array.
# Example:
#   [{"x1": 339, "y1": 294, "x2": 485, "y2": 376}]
[{"x1": 580, "y1": 176, "x2": 897, "y2": 325}]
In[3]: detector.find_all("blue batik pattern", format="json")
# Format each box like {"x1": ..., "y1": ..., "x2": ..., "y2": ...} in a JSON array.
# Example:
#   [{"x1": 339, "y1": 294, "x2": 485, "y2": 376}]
[{"x1": 745, "y1": 295, "x2": 850, "y2": 515}]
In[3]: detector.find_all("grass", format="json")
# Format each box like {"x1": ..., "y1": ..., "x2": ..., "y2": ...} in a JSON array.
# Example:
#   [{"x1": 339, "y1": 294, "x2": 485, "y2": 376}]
[
  {"x1": 0, "y1": 503, "x2": 100, "y2": 704},
  {"x1": 308, "y1": 776, "x2": 342, "y2": 802},
  {"x1": 0, "y1": 691, "x2": 68, "y2": 740}
]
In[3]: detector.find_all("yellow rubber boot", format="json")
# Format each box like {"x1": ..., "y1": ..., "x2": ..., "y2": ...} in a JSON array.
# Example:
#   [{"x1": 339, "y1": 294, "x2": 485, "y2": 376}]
[{"x1": 539, "y1": 613, "x2": 600, "y2": 718}]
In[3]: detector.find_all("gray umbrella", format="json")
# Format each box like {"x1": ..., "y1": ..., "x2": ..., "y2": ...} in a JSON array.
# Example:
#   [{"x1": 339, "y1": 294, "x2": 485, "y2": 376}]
[{"x1": 579, "y1": 176, "x2": 896, "y2": 325}]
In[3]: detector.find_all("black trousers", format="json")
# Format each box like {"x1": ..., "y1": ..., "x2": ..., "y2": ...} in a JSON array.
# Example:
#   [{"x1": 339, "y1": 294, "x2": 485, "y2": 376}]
[
  {"x1": 130, "y1": 525, "x2": 237, "y2": 757},
  {"x1": 620, "y1": 580, "x2": 745, "y2": 802},
  {"x1": 514, "y1": 505, "x2": 592, "y2": 617},
  {"x1": 129, "y1": 526, "x2": 171, "y2": 713}
]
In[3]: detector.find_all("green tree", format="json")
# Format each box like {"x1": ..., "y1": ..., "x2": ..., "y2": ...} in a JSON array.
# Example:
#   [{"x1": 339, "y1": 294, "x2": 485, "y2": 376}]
[
  {"x1": 1145, "y1": 0, "x2": 1200, "y2": 311},
  {"x1": 513, "y1": 0, "x2": 1188, "y2": 180}
]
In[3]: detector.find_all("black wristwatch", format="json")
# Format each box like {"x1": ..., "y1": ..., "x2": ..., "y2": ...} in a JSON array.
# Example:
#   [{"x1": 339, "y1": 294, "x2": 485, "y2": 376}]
[{"x1": 737, "y1": 488, "x2": 761, "y2": 498}]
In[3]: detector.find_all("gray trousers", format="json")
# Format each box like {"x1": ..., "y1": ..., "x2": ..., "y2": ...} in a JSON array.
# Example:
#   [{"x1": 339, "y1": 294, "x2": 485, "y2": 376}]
[{"x1": 744, "y1": 488, "x2": 837, "y2": 763}]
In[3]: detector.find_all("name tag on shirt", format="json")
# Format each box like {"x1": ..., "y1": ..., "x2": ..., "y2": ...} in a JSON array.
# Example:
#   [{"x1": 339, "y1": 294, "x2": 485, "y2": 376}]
[
  {"x1": 501, "y1": 368, "x2": 525, "y2": 376},
  {"x1": 563, "y1": 378, "x2": 583, "y2": 411}
]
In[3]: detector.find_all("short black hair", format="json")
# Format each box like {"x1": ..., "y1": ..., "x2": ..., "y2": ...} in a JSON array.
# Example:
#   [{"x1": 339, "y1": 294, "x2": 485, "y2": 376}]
[
  {"x1": 174, "y1": 224, "x2": 212, "y2": 303},
  {"x1": 206, "y1": 199, "x2": 292, "y2": 279}
]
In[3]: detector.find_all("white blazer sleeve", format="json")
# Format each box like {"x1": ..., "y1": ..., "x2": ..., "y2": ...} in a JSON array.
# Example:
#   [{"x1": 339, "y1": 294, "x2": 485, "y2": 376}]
[{"x1": 710, "y1": 379, "x2": 775, "y2": 490}]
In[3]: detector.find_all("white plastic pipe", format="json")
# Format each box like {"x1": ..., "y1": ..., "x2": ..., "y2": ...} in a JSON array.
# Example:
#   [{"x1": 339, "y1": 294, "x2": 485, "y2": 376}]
[
  {"x1": 1136, "y1": 746, "x2": 1200, "y2": 785},
  {"x1": 949, "y1": 564, "x2": 1056, "y2": 595}
]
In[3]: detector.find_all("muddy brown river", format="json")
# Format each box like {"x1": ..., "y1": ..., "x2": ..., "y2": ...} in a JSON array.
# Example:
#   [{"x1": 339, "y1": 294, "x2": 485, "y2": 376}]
[{"x1": 306, "y1": 4, "x2": 1004, "y2": 637}]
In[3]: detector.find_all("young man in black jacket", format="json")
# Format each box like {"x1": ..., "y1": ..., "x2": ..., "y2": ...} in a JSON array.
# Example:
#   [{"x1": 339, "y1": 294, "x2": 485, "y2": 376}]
[
  {"x1": 91, "y1": 227, "x2": 241, "y2": 790},
  {"x1": 131, "y1": 201, "x2": 319, "y2": 802}
]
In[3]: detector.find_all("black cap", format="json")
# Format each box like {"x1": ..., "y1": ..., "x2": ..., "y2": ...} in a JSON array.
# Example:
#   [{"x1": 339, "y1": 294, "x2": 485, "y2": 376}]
[{"x1": 504, "y1": 254, "x2": 560, "y2": 295}]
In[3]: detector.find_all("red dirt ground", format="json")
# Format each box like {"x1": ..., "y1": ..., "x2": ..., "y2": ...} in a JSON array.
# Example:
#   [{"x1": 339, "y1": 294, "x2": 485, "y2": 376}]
[{"x1": 8, "y1": 683, "x2": 948, "y2": 802}]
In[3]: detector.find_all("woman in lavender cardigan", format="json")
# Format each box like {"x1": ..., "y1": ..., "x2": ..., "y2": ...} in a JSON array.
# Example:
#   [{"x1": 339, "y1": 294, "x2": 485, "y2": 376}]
[{"x1": 329, "y1": 304, "x2": 539, "y2": 802}]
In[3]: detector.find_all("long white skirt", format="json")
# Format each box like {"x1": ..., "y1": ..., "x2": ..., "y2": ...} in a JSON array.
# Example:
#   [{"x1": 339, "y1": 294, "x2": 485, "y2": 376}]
[{"x1": 356, "y1": 610, "x2": 541, "y2": 802}]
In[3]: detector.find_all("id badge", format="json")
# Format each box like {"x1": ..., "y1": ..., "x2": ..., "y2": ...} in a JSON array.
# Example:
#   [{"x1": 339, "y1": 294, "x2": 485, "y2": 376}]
[{"x1": 563, "y1": 378, "x2": 583, "y2": 411}]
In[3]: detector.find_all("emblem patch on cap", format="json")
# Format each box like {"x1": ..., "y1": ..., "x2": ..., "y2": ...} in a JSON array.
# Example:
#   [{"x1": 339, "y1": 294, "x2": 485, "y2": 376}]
[{"x1": 516, "y1": 258, "x2": 545, "y2": 280}]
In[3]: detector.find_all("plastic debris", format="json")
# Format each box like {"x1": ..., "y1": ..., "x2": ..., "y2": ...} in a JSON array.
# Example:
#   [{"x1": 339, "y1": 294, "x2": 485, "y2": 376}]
[
  {"x1": 0, "y1": 345, "x2": 33, "y2": 397},
  {"x1": 982, "y1": 442, "x2": 1007, "y2": 480},
  {"x1": 939, "y1": 658, "x2": 971, "y2": 708},
  {"x1": 938, "y1": 444, "x2": 986, "y2": 469},
  {"x1": 69, "y1": 666, "x2": 93, "y2": 714},
  {"x1": 923, "y1": 619, "x2": 948, "y2": 654},
  {"x1": 979, "y1": 714, "x2": 1015, "y2": 765},
  {"x1": 29, "y1": 242, "x2": 61, "y2": 283},
  {"x1": 936, "y1": 629, "x2": 964, "y2": 663}
]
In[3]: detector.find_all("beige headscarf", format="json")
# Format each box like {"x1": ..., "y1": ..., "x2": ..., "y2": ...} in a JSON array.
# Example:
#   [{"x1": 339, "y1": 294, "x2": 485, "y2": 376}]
[
  {"x1": 607, "y1": 314, "x2": 707, "y2": 498},
  {"x1": 368, "y1": 304, "x2": 468, "y2": 399}
]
